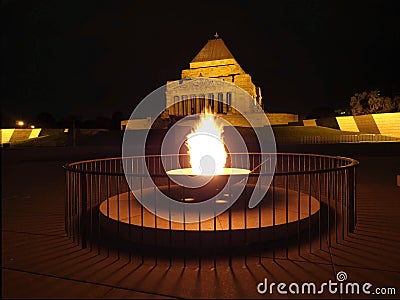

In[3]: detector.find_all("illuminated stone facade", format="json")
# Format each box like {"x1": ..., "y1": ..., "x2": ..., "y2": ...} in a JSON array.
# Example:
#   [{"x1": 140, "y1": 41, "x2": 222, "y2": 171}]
[
  {"x1": 121, "y1": 34, "x2": 299, "y2": 129},
  {"x1": 166, "y1": 35, "x2": 262, "y2": 119}
]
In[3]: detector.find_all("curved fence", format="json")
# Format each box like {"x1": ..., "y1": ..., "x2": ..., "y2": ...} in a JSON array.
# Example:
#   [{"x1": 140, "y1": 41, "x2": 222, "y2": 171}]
[{"x1": 64, "y1": 153, "x2": 358, "y2": 265}]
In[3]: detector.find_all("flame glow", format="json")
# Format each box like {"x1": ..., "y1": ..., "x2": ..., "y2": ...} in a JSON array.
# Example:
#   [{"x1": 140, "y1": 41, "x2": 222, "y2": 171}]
[{"x1": 186, "y1": 111, "x2": 227, "y2": 175}]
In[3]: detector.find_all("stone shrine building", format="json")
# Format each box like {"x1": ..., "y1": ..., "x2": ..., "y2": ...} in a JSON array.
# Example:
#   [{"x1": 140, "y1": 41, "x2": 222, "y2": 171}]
[
  {"x1": 121, "y1": 34, "x2": 298, "y2": 130},
  {"x1": 165, "y1": 34, "x2": 263, "y2": 125}
]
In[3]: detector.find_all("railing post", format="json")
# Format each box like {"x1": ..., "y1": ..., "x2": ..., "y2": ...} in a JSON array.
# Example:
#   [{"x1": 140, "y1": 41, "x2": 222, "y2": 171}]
[
  {"x1": 80, "y1": 173, "x2": 87, "y2": 249},
  {"x1": 348, "y1": 167, "x2": 356, "y2": 233},
  {"x1": 64, "y1": 169, "x2": 68, "y2": 237}
]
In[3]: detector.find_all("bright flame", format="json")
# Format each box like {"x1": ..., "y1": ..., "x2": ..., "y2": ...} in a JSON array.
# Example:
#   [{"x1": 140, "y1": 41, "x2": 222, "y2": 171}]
[{"x1": 186, "y1": 110, "x2": 227, "y2": 175}]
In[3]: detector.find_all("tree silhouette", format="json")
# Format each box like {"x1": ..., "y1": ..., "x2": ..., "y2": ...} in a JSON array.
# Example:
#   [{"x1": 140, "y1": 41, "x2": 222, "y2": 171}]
[{"x1": 350, "y1": 91, "x2": 398, "y2": 115}]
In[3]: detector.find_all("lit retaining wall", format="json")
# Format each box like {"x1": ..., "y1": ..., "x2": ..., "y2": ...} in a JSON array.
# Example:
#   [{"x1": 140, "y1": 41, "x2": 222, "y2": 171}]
[
  {"x1": 121, "y1": 118, "x2": 152, "y2": 130},
  {"x1": 303, "y1": 119, "x2": 317, "y2": 126},
  {"x1": 372, "y1": 113, "x2": 400, "y2": 138},
  {"x1": 1, "y1": 129, "x2": 15, "y2": 144},
  {"x1": 335, "y1": 116, "x2": 359, "y2": 132},
  {"x1": 29, "y1": 128, "x2": 41, "y2": 139},
  {"x1": 336, "y1": 112, "x2": 400, "y2": 137},
  {"x1": 0, "y1": 128, "x2": 42, "y2": 144},
  {"x1": 266, "y1": 113, "x2": 299, "y2": 125},
  {"x1": 353, "y1": 115, "x2": 380, "y2": 134}
]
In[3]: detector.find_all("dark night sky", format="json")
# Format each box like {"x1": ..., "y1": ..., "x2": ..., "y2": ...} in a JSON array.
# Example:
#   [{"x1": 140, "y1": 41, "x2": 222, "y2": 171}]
[{"x1": 2, "y1": 0, "x2": 400, "y2": 123}]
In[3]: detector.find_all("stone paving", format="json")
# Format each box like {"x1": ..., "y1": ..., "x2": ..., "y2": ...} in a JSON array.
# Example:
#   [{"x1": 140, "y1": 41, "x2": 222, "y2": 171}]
[{"x1": 2, "y1": 145, "x2": 400, "y2": 299}]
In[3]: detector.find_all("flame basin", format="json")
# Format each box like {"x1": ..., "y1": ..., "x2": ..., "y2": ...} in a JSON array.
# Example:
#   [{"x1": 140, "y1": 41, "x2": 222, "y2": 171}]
[{"x1": 166, "y1": 167, "x2": 250, "y2": 201}]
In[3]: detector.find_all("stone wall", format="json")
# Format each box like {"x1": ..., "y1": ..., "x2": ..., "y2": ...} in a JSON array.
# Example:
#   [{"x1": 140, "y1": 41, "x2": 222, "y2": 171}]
[
  {"x1": 183, "y1": 59, "x2": 243, "y2": 78},
  {"x1": 335, "y1": 116, "x2": 359, "y2": 132},
  {"x1": 1, "y1": 129, "x2": 14, "y2": 144},
  {"x1": 179, "y1": 59, "x2": 259, "y2": 103},
  {"x1": 371, "y1": 113, "x2": 400, "y2": 137},
  {"x1": 121, "y1": 118, "x2": 152, "y2": 130},
  {"x1": 353, "y1": 115, "x2": 380, "y2": 134},
  {"x1": 335, "y1": 112, "x2": 400, "y2": 137},
  {"x1": 1, "y1": 128, "x2": 42, "y2": 144},
  {"x1": 303, "y1": 119, "x2": 317, "y2": 126},
  {"x1": 316, "y1": 117, "x2": 340, "y2": 129},
  {"x1": 266, "y1": 113, "x2": 299, "y2": 125}
]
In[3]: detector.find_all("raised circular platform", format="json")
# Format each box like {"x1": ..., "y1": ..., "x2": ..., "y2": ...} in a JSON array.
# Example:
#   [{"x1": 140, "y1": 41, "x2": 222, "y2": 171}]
[{"x1": 99, "y1": 185, "x2": 320, "y2": 249}]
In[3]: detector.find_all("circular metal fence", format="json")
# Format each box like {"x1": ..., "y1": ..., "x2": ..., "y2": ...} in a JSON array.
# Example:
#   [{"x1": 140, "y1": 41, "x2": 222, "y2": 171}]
[{"x1": 64, "y1": 153, "x2": 358, "y2": 265}]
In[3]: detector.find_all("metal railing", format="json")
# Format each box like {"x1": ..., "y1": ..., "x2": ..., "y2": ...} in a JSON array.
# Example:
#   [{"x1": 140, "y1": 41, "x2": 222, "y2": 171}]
[{"x1": 64, "y1": 153, "x2": 358, "y2": 266}]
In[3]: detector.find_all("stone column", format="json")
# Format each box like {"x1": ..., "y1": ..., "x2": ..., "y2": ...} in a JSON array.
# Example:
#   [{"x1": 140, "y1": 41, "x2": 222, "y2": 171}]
[
  {"x1": 175, "y1": 102, "x2": 179, "y2": 116},
  {"x1": 187, "y1": 98, "x2": 192, "y2": 116},
  {"x1": 168, "y1": 102, "x2": 174, "y2": 115},
  {"x1": 227, "y1": 92, "x2": 232, "y2": 113},
  {"x1": 213, "y1": 95, "x2": 218, "y2": 114},
  {"x1": 190, "y1": 95, "x2": 196, "y2": 115},
  {"x1": 170, "y1": 103, "x2": 175, "y2": 116},
  {"x1": 179, "y1": 99, "x2": 183, "y2": 116},
  {"x1": 217, "y1": 93, "x2": 223, "y2": 114},
  {"x1": 196, "y1": 97, "x2": 201, "y2": 114},
  {"x1": 168, "y1": 96, "x2": 174, "y2": 115}
]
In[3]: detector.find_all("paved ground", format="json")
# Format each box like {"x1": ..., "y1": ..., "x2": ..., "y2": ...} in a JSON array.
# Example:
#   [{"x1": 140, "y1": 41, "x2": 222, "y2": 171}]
[{"x1": 2, "y1": 144, "x2": 400, "y2": 299}]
